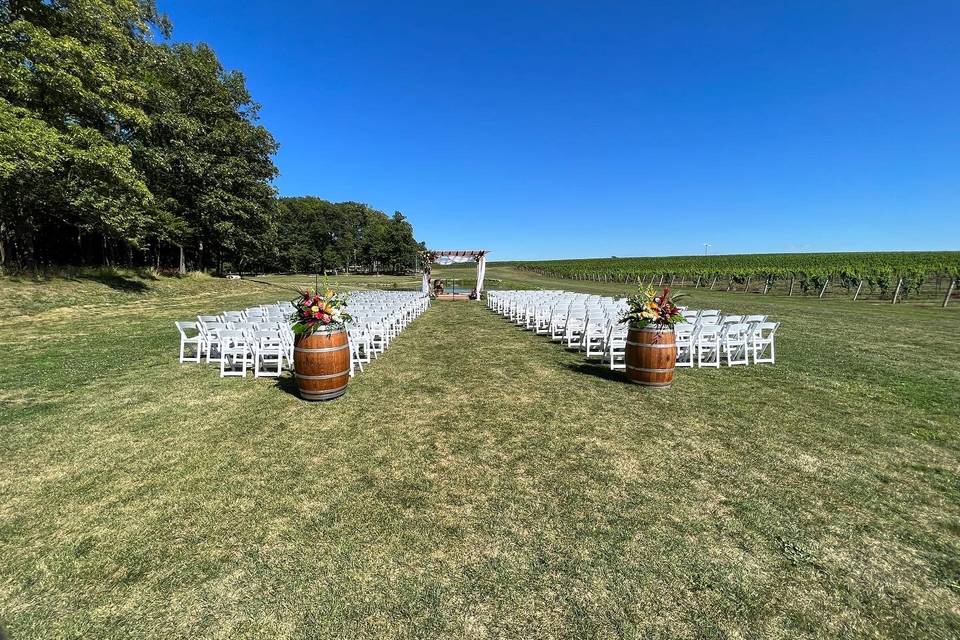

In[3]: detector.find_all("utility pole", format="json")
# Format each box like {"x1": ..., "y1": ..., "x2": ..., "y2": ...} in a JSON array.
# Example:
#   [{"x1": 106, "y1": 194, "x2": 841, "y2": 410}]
[{"x1": 703, "y1": 243, "x2": 711, "y2": 256}]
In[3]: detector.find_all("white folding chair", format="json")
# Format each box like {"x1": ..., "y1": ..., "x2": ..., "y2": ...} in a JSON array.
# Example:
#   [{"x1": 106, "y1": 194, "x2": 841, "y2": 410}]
[
  {"x1": 218, "y1": 329, "x2": 251, "y2": 378},
  {"x1": 606, "y1": 322, "x2": 628, "y2": 370},
  {"x1": 674, "y1": 323, "x2": 695, "y2": 368},
  {"x1": 752, "y1": 322, "x2": 779, "y2": 364},
  {"x1": 175, "y1": 321, "x2": 203, "y2": 363},
  {"x1": 722, "y1": 323, "x2": 750, "y2": 366},
  {"x1": 696, "y1": 324, "x2": 721, "y2": 368},
  {"x1": 202, "y1": 322, "x2": 228, "y2": 364},
  {"x1": 252, "y1": 330, "x2": 284, "y2": 378}
]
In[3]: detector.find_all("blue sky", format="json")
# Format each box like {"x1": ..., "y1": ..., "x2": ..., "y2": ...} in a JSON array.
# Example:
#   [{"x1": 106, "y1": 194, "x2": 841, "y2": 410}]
[{"x1": 160, "y1": 1, "x2": 960, "y2": 260}]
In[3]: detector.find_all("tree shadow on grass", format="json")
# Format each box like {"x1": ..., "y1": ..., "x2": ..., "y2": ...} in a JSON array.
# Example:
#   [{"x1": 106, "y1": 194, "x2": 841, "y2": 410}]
[
  {"x1": 81, "y1": 272, "x2": 149, "y2": 293},
  {"x1": 563, "y1": 362, "x2": 632, "y2": 384}
]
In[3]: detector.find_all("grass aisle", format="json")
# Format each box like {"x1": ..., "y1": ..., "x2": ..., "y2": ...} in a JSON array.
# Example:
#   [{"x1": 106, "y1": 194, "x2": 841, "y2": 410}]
[{"x1": 1, "y1": 278, "x2": 958, "y2": 638}]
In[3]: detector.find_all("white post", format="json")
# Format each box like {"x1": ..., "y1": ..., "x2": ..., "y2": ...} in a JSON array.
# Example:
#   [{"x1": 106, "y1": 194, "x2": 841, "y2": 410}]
[
  {"x1": 422, "y1": 271, "x2": 429, "y2": 293},
  {"x1": 944, "y1": 278, "x2": 955, "y2": 308},
  {"x1": 475, "y1": 255, "x2": 487, "y2": 299},
  {"x1": 853, "y1": 279, "x2": 863, "y2": 301},
  {"x1": 892, "y1": 278, "x2": 903, "y2": 304}
]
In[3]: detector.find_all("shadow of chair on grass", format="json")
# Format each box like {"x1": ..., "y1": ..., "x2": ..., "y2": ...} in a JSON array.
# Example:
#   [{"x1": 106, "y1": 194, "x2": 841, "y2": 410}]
[{"x1": 563, "y1": 362, "x2": 632, "y2": 384}]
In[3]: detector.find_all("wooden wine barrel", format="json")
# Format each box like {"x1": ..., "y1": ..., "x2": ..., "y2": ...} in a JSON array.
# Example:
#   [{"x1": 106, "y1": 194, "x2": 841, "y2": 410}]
[
  {"x1": 625, "y1": 326, "x2": 677, "y2": 388},
  {"x1": 293, "y1": 328, "x2": 350, "y2": 401}
]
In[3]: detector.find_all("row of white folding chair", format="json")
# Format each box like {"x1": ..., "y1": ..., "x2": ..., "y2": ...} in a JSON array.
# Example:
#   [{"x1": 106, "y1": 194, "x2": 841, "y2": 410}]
[
  {"x1": 171, "y1": 323, "x2": 285, "y2": 378},
  {"x1": 190, "y1": 320, "x2": 295, "y2": 373},
  {"x1": 345, "y1": 292, "x2": 430, "y2": 374},
  {"x1": 489, "y1": 291, "x2": 780, "y2": 373},
  {"x1": 674, "y1": 321, "x2": 779, "y2": 367},
  {"x1": 217, "y1": 329, "x2": 286, "y2": 378},
  {"x1": 688, "y1": 314, "x2": 770, "y2": 345},
  {"x1": 557, "y1": 306, "x2": 621, "y2": 348},
  {"x1": 489, "y1": 292, "x2": 624, "y2": 352},
  {"x1": 181, "y1": 292, "x2": 429, "y2": 379},
  {"x1": 489, "y1": 292, "x2": 629, "y2": 369}
]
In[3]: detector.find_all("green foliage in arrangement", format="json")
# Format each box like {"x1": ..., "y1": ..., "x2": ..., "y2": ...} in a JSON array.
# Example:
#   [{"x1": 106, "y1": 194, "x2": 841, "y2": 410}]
[{"x1": 509, "y1": 251, "x2": 960, "y2": 295}]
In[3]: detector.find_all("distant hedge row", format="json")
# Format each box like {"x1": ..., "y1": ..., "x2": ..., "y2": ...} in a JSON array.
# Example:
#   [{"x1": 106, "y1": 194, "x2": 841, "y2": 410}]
[{"x1": 506, "y1": 252, "x2": 960, "y2": 298}]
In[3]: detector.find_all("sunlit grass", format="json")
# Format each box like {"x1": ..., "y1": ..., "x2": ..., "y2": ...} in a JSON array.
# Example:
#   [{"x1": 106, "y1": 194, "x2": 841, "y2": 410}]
[{"x1": 1, "y1": 268, "x2": 958, "y2": 638}]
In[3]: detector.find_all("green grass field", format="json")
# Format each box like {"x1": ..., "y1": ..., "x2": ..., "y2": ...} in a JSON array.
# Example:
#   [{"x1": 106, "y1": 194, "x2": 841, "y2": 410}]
[{"x1": 1, "y1": 266, "x2": 959, "y2": 638}]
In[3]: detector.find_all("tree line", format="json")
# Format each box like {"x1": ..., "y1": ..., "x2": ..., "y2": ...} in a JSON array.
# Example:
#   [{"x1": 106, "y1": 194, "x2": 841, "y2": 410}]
[
  {"x1": 0, "y1": 1, "x2": 422, "y2": 275},
  {"x1": 274, "y1": 197, "x2": 423, "y2": 275}
]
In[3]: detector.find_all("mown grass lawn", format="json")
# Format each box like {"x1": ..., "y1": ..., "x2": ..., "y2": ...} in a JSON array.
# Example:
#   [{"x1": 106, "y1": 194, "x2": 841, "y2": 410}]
[{"x1": 1, "y1": 268, "x2": 958, "y2": 639}]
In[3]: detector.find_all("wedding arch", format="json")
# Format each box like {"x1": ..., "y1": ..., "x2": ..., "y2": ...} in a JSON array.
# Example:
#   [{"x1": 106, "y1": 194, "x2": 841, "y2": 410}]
[{"x1": 421, "y1": 249, "x2": 489, "y2": 299}]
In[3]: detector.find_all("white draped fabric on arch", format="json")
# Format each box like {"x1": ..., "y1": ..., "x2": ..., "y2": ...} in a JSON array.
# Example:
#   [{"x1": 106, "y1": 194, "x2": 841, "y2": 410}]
[{"x1": 421, "y1": 249, "x2": 489, "y2": 298}]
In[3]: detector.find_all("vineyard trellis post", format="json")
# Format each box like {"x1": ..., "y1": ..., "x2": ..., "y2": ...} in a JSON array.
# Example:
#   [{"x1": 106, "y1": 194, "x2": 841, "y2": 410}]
[
  {"x1": 819, "y1": 279, "x2": 829, "y2": 299},
  {"x1": 853, "y1": 279, "x2": 863, "y2": 301},
  {"x1": 788, "y1": 276, "x2": 795, "y2": 296},
  {"x1": 892, "y1": 278, "x2": 903, "y2": 304},
  {"x1": 944, "y1": 278, "x2": 956, "y2": 308},
  {"x1": 710, "y1": 275, "x2": 718, "y2": 290},
  {"x1": 744, "y1": 276, "x2": 751, "y2": 293},
  {"x1": 695, "y1": 275, "x2": 701, "y2": 288}
]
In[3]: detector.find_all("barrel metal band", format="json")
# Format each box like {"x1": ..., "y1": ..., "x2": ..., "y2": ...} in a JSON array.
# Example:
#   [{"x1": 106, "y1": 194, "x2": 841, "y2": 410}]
[
  {"x1": 625, "y1": 340, "x2": 675, "y2": 349},
  {"x1": 295, "y1": 371, "x2": 349, "y2": 380},
  {"x1": 294, "y1": 344, "x2": 348, "y2": 353},
  {"x1": 626, "y1": 364, "x2": 674, "y2": 373},
  {"x1": 299, "y1": 382, "x2": 348, "y2": 397}
]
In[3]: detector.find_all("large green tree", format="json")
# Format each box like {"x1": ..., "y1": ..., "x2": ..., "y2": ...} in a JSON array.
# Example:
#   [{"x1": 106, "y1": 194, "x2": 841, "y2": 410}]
[
  {"x1": 0, "y1": 0, "x2": 166, "y2": 266},
  {"x1": 275, "y1": 197, "x2": 423, "y2": 275},
  {"x1": 0, "y1": 1, "x2": 422, "y2": 274},
  {"x1": 136, "y1": 42, "x2": 278, "y2": 273}
]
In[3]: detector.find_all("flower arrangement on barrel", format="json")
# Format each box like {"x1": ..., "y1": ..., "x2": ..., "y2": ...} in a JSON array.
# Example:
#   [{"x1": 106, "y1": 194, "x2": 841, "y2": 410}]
[
  {"x1": 620, "y1": 286, "x2": 686, "y2": 389},
  {"x1": 290, "y1": 287, "x2": 353, "y2": 401},
  {"x1": 621, "y1": 286, "x2": 685, "y2": 329},
  {"x1": 291, "y1": 287, "x2": 352, "y2": 335}
]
